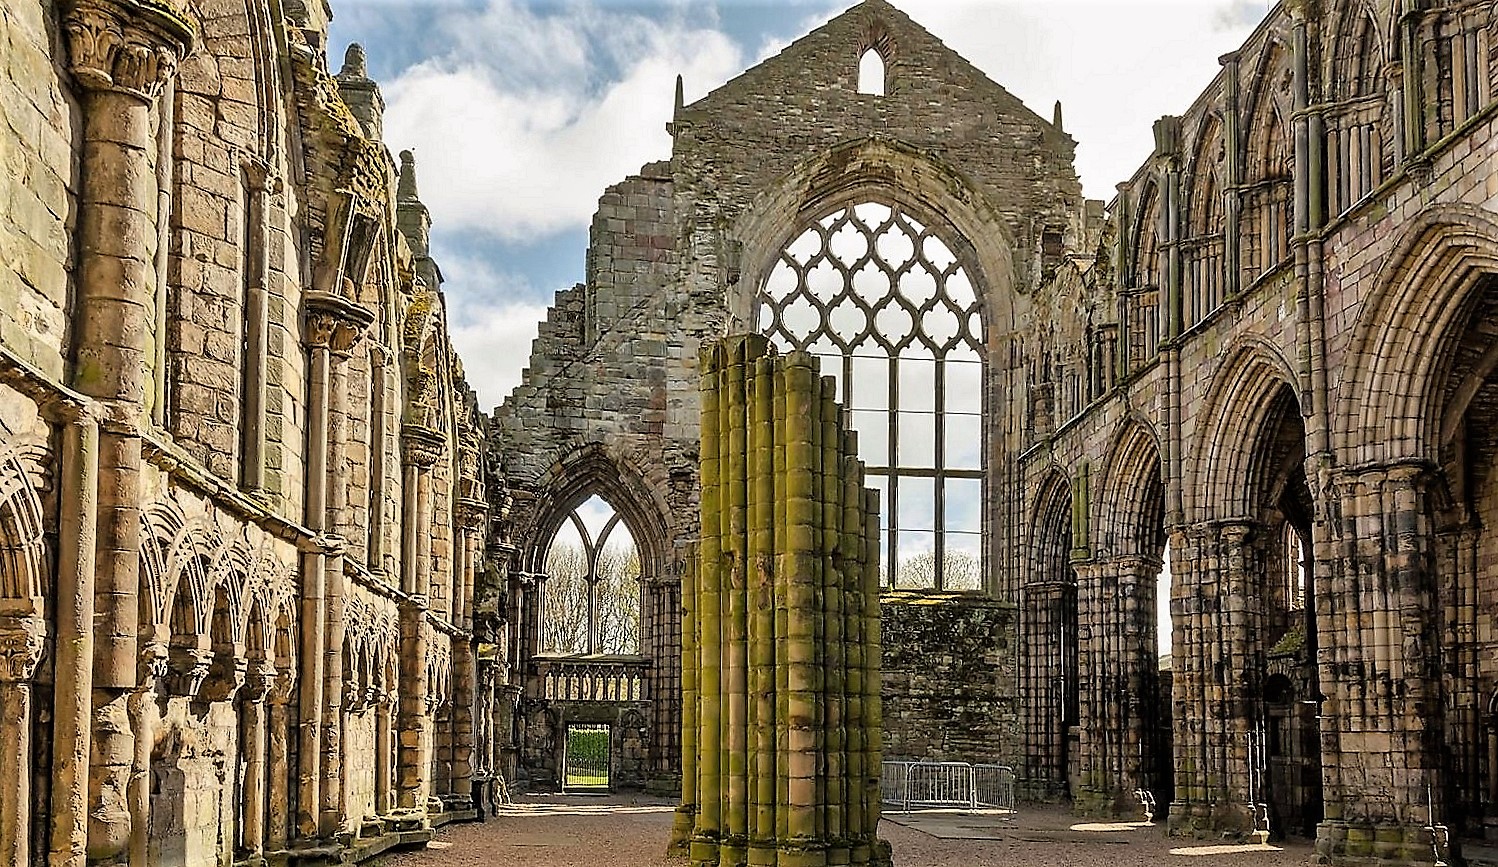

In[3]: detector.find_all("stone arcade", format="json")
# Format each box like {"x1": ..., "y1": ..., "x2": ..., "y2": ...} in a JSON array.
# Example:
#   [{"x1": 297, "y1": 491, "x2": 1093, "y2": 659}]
[{"x1": 1, "y1": 0, "x2": 1496, "y2": 864}]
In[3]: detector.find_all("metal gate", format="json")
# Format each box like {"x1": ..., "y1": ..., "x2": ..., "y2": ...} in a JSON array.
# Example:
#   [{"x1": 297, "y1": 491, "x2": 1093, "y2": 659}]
[{"x1": 563, "y1": 724, "x2": 611, "y2": 791}]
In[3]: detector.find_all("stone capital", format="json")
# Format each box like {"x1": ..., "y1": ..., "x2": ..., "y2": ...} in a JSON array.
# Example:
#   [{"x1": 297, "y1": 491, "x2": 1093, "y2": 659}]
[
  {"x1": 243, "y1": 660, "x2": 279, "y2": 702},
  {"x1": 241, "y1": 155, "x2": 281, "y2": 196},
  {"x1": 302, "y1": 290, "x2": 375, "y2": 352},
  {"x1": 0, "y1": 615, "x2": 46, "y2": 682},
  {"x1": 401, "y1": 424, "x2": 446, "y2": 468},
  {"x1": 63, "y1": 0, "x2": 193, "y2": 102},
  {"x1": 455, "y1": 497, "x2": 488, "y2": 530}
]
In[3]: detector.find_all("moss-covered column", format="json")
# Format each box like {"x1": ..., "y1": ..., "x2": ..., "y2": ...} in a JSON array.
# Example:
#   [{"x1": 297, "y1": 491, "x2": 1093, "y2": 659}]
[{"x1": 682, "y1": 337, "x2": 889, "y2": 867}]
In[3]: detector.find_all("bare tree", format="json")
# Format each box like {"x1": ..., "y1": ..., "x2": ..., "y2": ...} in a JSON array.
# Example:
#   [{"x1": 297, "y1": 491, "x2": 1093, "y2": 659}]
[
  {"x1": 543, "y1": 543, "x2": 589, "y2": 654},
  {"x1": 595, "y1": 541, "x2": 641, "y2": 654},
  {"x1": 894, "y1": 549, "x2": 979, "y2": 590},
  {"x1": 542, "y1": 539, "x2": 642, "y2": 655}
]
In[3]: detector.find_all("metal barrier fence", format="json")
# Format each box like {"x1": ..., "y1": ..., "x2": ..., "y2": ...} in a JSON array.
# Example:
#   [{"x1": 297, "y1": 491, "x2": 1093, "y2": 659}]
[{"x1": 881, "y1": 760, "x2": 1016, "y2": 817}]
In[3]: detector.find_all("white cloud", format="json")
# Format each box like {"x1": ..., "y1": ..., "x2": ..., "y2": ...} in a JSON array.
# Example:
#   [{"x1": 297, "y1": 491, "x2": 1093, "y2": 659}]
[
  {"x1": 884, "y1": 0, "x2": 1263, "y2": 199},
  {"x1": 450, "y1": 296, "x2": 552, "y2": 411},
  {"x1": 428, "y1": 243, "x2": 553, "y2": 408},
  {"x1": 378, "y1": 0, "x2": 1270, "y2": 406},
  {"x1": 381, "y1": 0, "x2": 746, "y2": 241}
]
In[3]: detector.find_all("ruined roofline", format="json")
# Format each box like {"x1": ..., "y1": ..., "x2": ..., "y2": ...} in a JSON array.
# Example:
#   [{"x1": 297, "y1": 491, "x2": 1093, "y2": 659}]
[{"x1": 679, "y1": 0, "x2": 1070, "y2": 141}]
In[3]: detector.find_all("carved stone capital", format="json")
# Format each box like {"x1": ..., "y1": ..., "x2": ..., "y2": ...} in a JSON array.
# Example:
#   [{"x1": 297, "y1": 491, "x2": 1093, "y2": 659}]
[
  {"x1": 199, "y1": 653, "x2": 249, "y2": 704},
  {"x1": 330, "y1": 318, "x2": 366, "y2": 357},
  {"x1": 0, "y1": 615, "x2": 46, "y2": 682},
  {"x1": 243, "y1": 661, "x2": 278, "y2": 702},
  {"x1": 63, "y1": 0, "x2": 193, "y2": 102},
  {"x1": 455, "y1": 497, "x2": 488, "y2": 531},
  {"x1": 401, "y1": 424, "x2": 446, "y2": 468},
  {"x1": 267, "y1": 668, "x2": 298, "y2": 706},
  {"x1": 164, "y1": 646, "x2": 215, "y2": 699},
  {"x1": 302, "y1": 290, "x2": 375, "y2": 352},
  {"x1": 140, "y1": 640, "x2": 170, "y2": 684}
]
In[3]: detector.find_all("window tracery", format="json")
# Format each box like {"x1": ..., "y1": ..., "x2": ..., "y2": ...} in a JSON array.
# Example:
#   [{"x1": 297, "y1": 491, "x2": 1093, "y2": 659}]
[
  {"x1": 542, "y1": 495, "x2": 642, "y2": 654},
  {"x1": 757, "y1": 201, "x2": 984, "y2": 591}
]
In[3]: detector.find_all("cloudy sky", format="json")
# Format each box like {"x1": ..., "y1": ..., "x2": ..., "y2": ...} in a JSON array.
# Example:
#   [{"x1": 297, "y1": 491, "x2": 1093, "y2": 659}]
[{"x1": 330, "y1": 0, "x2": 1269, "y2": 413}]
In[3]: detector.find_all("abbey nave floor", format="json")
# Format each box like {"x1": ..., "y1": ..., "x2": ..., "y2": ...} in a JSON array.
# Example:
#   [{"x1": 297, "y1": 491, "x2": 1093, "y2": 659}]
[{"x1": 375, "y1": 796, "x2": 1318, "y2": 866}]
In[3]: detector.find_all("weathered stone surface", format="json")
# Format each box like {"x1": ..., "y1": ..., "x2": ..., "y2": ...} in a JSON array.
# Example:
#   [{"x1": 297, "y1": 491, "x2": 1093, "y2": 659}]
[{"x1": 0, "y1": 1, "x2": 489, "y2": 864}]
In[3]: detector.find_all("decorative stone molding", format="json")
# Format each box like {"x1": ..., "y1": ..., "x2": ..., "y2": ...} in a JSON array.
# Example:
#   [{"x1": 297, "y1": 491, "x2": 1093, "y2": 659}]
[
  {"x1": 401, "y1": 425, "x2": 446, "y2": 468},
  {"x1": 243, "y1": 661, "x2": 279, "y2": 702},
  {"x1": 302, "y1": 290, "x2": 376, "y2": 351},
  {"x1": 140, "y1": 640, "x2": 170, "y2": 684},
  {"x1": 455, "y1": 497, "x2": 488, "y2": 531},
  {"x1": 266, "y1": 667, "x2": 298, "y2": 706},
  {"x1": 199, "y1": 654, "x2": 249, "y2": 704},
  {"x1": 164, "y1": 646, "x2": 215, "y2": 699},
  {"x1": 62, "y1": 0, "x2": 193, "y2": 102},
  {"x1": 0, "y1": 615, "x2": 46, "y2": 683}
]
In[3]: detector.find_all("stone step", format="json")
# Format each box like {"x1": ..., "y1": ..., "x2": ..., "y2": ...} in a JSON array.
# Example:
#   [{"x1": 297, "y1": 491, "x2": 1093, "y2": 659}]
[{"x1": 1464, "y1": 841, "x2": 1498, "y2": 866}]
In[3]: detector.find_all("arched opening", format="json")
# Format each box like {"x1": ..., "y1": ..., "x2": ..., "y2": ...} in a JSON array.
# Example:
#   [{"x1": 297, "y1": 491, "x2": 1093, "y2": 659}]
[
  {"x1": 1246, "y1": 382, "x2": 1322, "y2": 839},
  {"x1": 1428, "y1": 273, "x2": 1498, "y2": 841},
  {"x1": 757, "y1": 200, "x2": 986, "y2": 591},
  {"x1": 1124, "y1": 184, "x2": 1162, "y2": 375},
  {"x1": 1089, "y1": 425, "x2": 1170, "y2": 817},
  {"x1": 1021, "y1": 475, "x2": 1078, "y2": 798},
  {"x1": 857, "y1": 48, "x2": 886, "y2": 96},
  {"x1": 1326, "y1": 6, "x2": 1392, "y2": 217},
  {"x1": 0, "y1": 449, "x2": 50, "y2": 862},
  {"x1": 1243, "y1": 43, "x2": 1292, "y2": 284},
  {"x1": 541, "y1": 494, "x2": 641, "y2": 656},
  {"x1": 1184, "y1": 117, "x2": 1225, "y2": 327}
]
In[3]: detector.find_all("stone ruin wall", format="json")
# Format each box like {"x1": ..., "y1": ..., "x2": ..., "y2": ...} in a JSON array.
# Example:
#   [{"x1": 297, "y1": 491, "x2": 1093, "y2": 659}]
[{"x1": 0, "y1": 0, "x2": 496, "y2": 863}]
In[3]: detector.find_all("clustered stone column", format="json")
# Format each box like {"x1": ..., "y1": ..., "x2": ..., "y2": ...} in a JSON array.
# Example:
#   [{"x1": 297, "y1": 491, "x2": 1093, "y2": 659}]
[
  {"x1": 670, "y1": 336, "x2": 889, "y2": 867},
  {"x1": 1168, "y1": 521, "x2": 1260, "y2": 837},
  {"x1": 396, "y1": 425, "x2": 445, "y2": 816},
  {"x1": 449, "y1": 495, "x2": 488, "y2": 810},
  {"x1": 1315, "y1": 463, "x2": 1447, "y2": 864},
  {"x1": 1073, "y1": 554, "x2": 1162, "y2": 816},
  {"x1": 298, "y1": 290, "x2": 373, "y2": 839},
  {"x1": 57, "y1": 0, "x2": 192, "y2": 862}
]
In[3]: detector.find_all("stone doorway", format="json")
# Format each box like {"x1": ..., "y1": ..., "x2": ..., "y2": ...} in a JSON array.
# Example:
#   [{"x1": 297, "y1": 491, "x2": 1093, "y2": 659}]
[{"x1": 563, "y1": 724, "x2": 611, "y2": 792}]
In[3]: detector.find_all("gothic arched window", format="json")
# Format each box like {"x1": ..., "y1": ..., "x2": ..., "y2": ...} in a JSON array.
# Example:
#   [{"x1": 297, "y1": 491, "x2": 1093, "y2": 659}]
[
  {"x1": 757, "y1": 201, "x2": 984, "y2": 591},
  {"x1": 542, "y1": 495, "x2": 641, "y2": 655}
]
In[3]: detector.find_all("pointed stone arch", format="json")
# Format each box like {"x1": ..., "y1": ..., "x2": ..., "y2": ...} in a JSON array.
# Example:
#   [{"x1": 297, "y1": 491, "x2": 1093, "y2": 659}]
[
  {"x1": 521, "y1": 444, "x2": 671, "y2": 582},
  {"x1": 1096, "y1": 418, "x2": 1167, "y2": 560},
  {"x1": 728, "y1": 136, "x2": 1019, "y2": 338},
  {"x1": 1336, "y1": 204, "x2": 1498, "y2": 465},
  {"x1": 0, "y1": 446, "x2": 50, "y2": 606},
  {"x1": 1020, "y1": 467, "x2": 1078, "y2": 797},
  {"x1": 1187, "y1": 337, "x2": 1302, "y2": 521}
]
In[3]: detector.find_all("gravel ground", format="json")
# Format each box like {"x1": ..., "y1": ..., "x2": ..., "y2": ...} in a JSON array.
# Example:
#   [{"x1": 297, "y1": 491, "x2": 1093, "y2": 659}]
[{"x1": 377, "y1": 795, "x2": 1316, "y2": 867}]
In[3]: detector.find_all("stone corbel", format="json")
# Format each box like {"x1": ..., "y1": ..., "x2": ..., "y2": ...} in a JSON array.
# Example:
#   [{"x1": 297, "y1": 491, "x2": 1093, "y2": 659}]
[
  {"x1": 0, "y1": 614, "x2": 47, "y2": 683},
  {"x1": 164, "y1": 645, "x2": 215, "y2": 699},
  {"x1": 63, "y1": 0, "x2": 193, "y2": 101},
  {"x1": 243, "y1": 660, "x2": 279, "y2": 702},
  {"x1": 266, "y1": 667, "x2": 298, "y2": 707},
  {"x1": 343, "y1": 676, "x2": 365, "y2": 712},
  {"x1": 303, "y1": 290, "x2": 376, "y2": 352},
  {"x1": 199, "y1": 647, "x2": 249, "y2": 704},
  {"x1": 401, "y1": 424, "x2": 446, "y2": 468},
  {"x1": 140, "y1": 640, "x2": 170, "y2": 686},
  {"x1": 455, "y1": 497, "x2": 488, "y2": 531}
]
